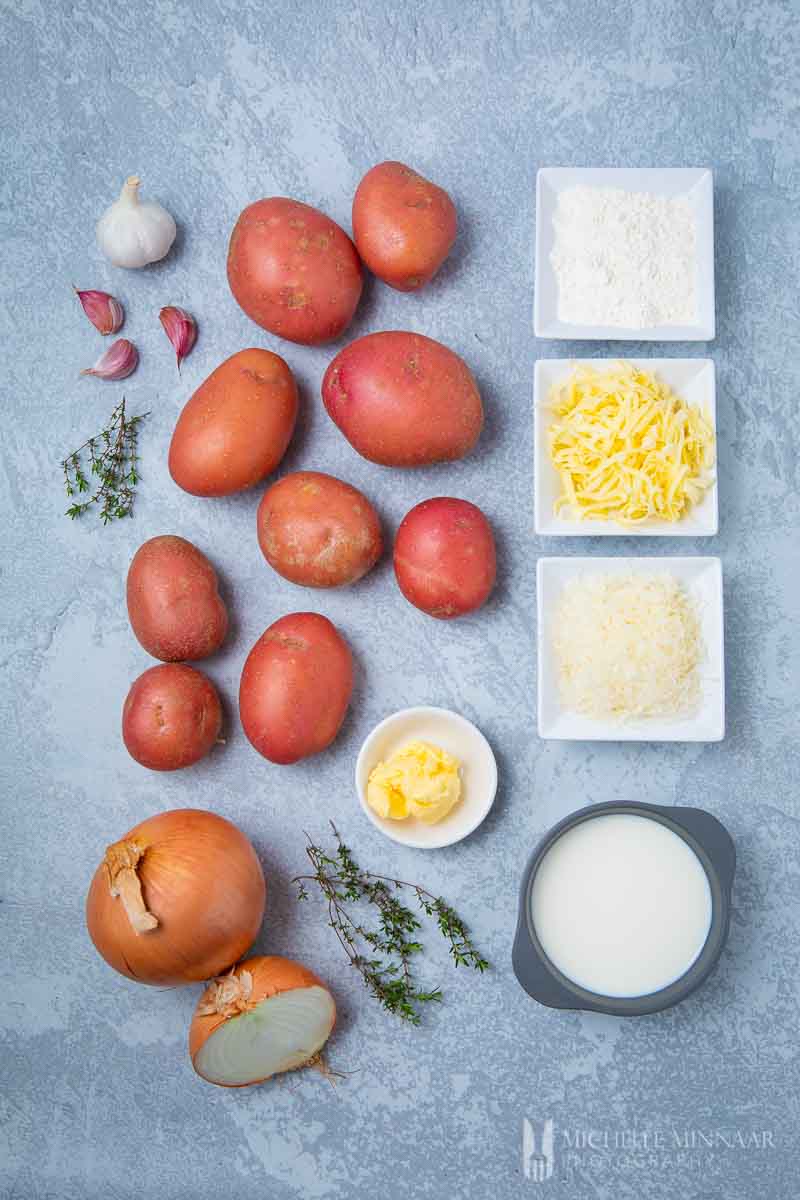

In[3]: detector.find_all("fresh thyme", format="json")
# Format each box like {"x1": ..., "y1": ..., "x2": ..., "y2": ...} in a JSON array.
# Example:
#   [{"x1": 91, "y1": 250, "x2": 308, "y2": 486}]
[
  {"x1": 294, "y1": 823, "x2": 489, "y2": 1025},
  {"x1": 62, "y1": 397, "x2": 149, "y2": 523}
]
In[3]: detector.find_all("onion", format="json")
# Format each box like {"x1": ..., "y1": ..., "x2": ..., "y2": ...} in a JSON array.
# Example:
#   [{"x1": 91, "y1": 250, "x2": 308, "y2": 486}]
[
  {"x1": 189, "y1": 956, "x2": 336, "y2": 1087},
  {"x1": 86, "y1": 809, "x2": 266, "y2": 986}
]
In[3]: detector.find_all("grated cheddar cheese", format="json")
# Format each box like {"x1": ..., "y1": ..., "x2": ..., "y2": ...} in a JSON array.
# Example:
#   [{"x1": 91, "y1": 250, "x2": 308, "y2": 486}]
[
  {"x1": 547, "y1": 362, "x2": 715, "y2": 525},
  {"x1": 553, "y1": 573, "x2": 703, "y2": 720}
]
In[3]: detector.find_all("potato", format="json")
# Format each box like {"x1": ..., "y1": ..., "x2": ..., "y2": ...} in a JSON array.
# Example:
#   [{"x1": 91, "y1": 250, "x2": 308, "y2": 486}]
[
  {"x1": 169, "y1": 349, "x2": 298, "y2": 497},
  {"x1": 227, "y1": 198, "x2": 363, "y2": 345},
  {"x1": 257, "y1": 471, "x2": 382, "y2": 588},
  {"x1": 322, "y1": 332, "x2": 483, "y2": 467},
  {"x1": 239, "y1": 613, "x2": 353, "y2": 764},
  {"x1": 393, "y1": 497, "x2": 496, "y2": 619},
  {"x1": 122, "y1": 664, "x2": 222, "y2": 771},
  {"x1": 126, "y1": 535, "x2": 228, "y2": 662},
  {"x1": 352, "y1": 161, "x2": 457, "y2": 291}
]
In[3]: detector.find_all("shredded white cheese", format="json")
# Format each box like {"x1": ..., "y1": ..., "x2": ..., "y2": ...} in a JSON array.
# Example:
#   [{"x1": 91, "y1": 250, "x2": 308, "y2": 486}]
[{"x1": 554, "y1": 573, "x2": 703, "y2": 720}]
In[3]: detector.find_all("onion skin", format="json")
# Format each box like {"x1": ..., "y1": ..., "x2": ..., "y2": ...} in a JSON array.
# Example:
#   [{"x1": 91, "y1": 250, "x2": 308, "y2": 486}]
[
  {"x1": 86, "y1": 809, "x2": 266, "y2": 986},
  {"x1": 189, "y1": 955, "x2": 336, "y2": 1087}
]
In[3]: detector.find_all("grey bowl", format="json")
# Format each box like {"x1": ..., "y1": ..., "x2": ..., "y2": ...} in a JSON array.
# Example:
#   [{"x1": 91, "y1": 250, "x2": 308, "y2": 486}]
[{"x1": 512, "y1": 801, "x2": 735, "y2": 1016}]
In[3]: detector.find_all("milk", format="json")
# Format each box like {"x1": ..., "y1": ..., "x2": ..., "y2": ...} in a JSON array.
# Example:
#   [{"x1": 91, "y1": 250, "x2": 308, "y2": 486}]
[{"x1": 530, "y1": 813, "x2": 712, "y2": 998}]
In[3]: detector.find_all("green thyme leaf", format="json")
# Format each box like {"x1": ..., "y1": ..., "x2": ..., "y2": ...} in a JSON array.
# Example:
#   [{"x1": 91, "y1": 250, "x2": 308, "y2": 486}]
[
  {"x1": 293, "y1": 823, "x2": 489, "y2": 1025},
  {"x1": 61, "y1": 398, "x2": 149, "y2": 524}
]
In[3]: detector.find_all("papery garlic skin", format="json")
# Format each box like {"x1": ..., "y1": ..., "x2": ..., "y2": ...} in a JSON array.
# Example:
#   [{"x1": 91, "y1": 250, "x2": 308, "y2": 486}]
[
  {"x1": 81, "y1": 338, "x2": 139, "y2": 380},
  {"x1": 96, "y1": 176, "x2": 177, "y2": 269},
  {"x1": 74, "y1": 288, "x2": 125, "y2": 334},
  {"x1": 159, "y1": 306, "x2": 197, "y2": 371}
]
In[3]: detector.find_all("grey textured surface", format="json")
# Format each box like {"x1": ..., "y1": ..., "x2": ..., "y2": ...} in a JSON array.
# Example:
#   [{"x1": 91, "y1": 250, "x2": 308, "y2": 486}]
[{"x1": 1, "y1": 1, "x2": 798, "y2": 1197}]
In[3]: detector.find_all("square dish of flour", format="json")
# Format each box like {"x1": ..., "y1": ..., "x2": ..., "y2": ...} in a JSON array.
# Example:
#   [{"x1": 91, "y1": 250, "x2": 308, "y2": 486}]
[{"x1": 534, "y1": 167, "x2": 715, "y2": 341}]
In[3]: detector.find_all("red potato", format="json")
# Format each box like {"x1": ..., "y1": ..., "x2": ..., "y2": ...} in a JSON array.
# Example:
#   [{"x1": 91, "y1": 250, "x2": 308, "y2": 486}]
[
  {"x1": 122, "y1": 664, "x2": 222, "y2": 771},
  {"x1": 227, "y1": 198, "x2": 363, "y2": 345},
  {"x1": 126, "y1": 535, "x2": 228, "y2": 662},
  {"x1": 239, "y1": 613, "x2": 353, "y2": 765},
  {"x1": 322, "y1": 331, "x2": 483, "y2": 467},
  {"x1": 394, "y1": 497, "x2": 497, "y2": 619},
  {"x1": 352, "y1": 161, "x2": 457, "y2": 291},
  {"x1": 169, "y1": 349, "x2": 298, "y2": 497},
  {"x1": 257, "y1": 471, "x2": 382, "y2": 588}
]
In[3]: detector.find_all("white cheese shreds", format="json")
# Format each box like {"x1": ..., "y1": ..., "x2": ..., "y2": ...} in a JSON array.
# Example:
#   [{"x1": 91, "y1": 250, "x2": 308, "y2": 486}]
[
  {"x1": 550, "y1": 186, "x2": 697, "y2": 328},
  {"x1": 553, "y1": 573, "x2": 703, "y2": 720},
  {"x1": 547, "y1": 361, "x2": 715, "y2": 525}
]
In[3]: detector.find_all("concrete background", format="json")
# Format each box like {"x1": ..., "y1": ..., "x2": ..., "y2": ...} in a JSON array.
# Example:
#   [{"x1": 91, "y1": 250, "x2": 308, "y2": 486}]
[{"x1": 1, "y1": 1, "x2": 798, "y2": 1197}]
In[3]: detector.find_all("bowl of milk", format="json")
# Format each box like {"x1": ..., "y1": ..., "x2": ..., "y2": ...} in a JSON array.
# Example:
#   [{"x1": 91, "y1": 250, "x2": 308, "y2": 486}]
[{"x1": 512, "y1": 802, "x2": 735, "y2": 1015}]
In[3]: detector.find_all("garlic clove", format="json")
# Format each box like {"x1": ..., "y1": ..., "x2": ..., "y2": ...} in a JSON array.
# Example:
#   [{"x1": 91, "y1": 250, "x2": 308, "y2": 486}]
[
  {"x1": 96, "y1": 176, "x2": 177, "y2": 269},
  {"x1": 80, "y1": 338, "x2": 139, "y2": 381},
  {"x1": 159, "y1": 306, "x2": 197, "y2": 372},
  {"x1": 73, "y1": 287, "x2": 125, "y2": 335}
]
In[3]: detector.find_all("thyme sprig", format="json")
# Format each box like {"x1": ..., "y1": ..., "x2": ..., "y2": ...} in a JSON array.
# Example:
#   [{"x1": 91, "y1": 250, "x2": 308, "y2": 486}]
[
  {"x1": 294, "y1": 823, "x2": 489, "y2": 1025},
  {"x1": 62, "y1": 397, "x2": 149, "y2": 523}
]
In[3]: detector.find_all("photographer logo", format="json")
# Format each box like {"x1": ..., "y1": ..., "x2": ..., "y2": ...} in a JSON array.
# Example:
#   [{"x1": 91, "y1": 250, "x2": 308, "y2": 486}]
[{"x1": 522, "y1": 1117, "x2": 555, "y2": 1183}]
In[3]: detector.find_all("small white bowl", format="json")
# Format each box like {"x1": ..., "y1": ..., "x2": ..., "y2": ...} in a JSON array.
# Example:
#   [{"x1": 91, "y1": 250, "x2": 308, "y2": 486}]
[
  {"x1": 534, "y1": 166, "x2": 715, "y2": 341},
  {"x1": 537, "y1": 556, "x2": 725, "y2": 742},
  {"x1": 356, "y1": 706, "x2": 498, "y2": 849},
  {"x1": 534, "y1": 358, "x2": 718, "y2": 537}
]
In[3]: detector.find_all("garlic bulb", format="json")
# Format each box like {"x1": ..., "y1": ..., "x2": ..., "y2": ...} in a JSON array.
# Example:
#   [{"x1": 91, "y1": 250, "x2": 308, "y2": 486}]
[{"x1": 96, "y1": 176, "x2": 176, "y2": 269}]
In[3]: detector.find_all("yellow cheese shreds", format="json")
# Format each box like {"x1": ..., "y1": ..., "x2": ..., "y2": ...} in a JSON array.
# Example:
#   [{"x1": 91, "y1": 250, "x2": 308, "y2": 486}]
[
  {"x1": 554, "y1": 573, "x2": 703, "y2": 720},
  {"x1": 547, "y1": 362, "x2": 715, "y2": 525}
]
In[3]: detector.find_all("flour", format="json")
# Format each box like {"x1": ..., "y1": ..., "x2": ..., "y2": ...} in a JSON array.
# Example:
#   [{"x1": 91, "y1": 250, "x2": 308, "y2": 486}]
[{"x1": 550, "y1": 186, "x2": 698, "y2": 328}]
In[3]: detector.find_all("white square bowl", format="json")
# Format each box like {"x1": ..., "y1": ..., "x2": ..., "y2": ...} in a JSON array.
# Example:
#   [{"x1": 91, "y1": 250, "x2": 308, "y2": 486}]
[
  {"x1": 537, "y1": 556, "x2": 725, "y2": 742},
  {"x1": 534, "y1": 167, "x2": 715, "y2": 341},
  {"x1": 534, "y1": 358, "x2": 718, "y2": 537}
]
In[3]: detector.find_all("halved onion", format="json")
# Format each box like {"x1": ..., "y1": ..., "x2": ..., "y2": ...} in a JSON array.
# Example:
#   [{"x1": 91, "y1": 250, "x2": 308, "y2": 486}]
[
  {"x1": 189, "y1": 955, "x2": 336, "y2": 1087},
  {"x1": 86, "y1": 808, "x2": 266, "y2": 986}
]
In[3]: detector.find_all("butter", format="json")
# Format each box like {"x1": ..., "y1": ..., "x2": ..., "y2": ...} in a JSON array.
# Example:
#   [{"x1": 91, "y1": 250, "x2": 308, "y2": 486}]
[{"x1": 367, "y1": 740, "x2": 462, "y2": 824}]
